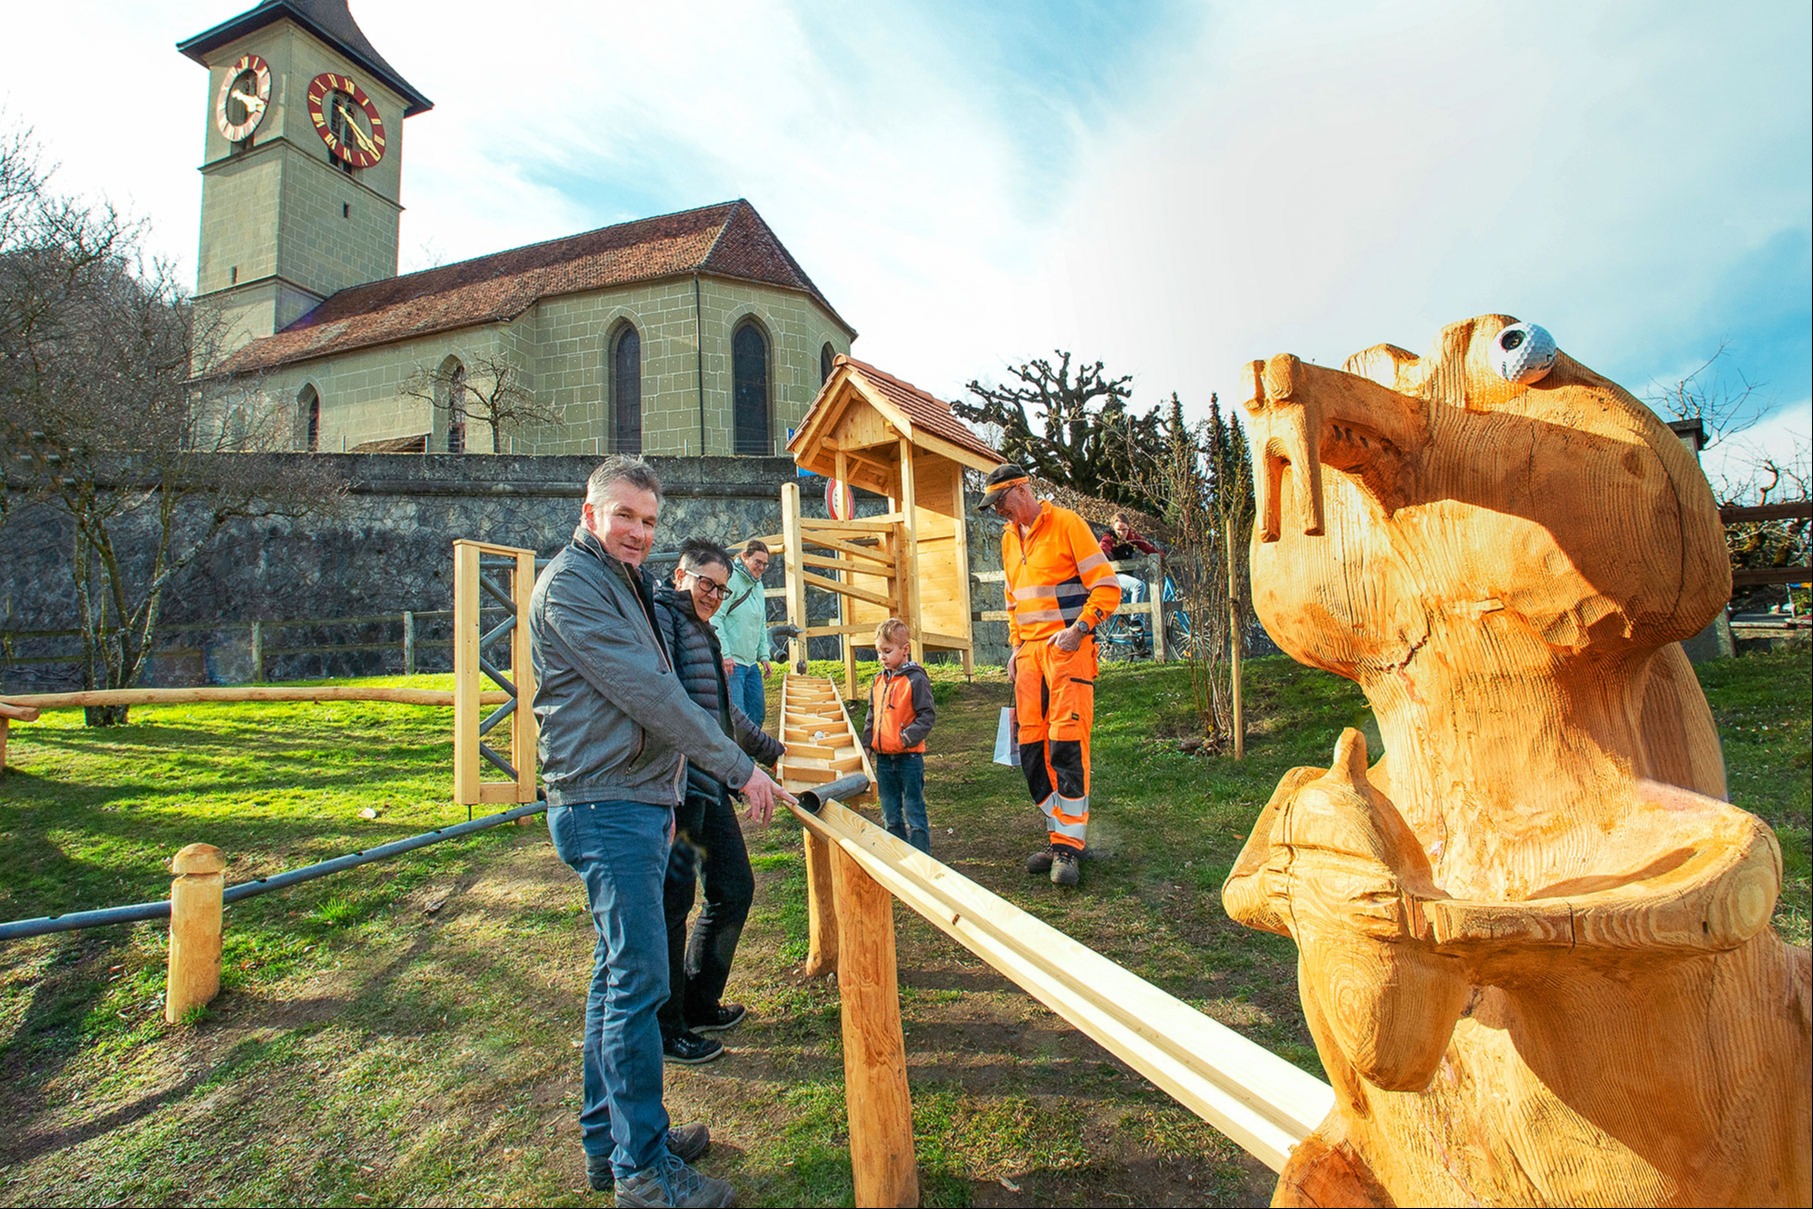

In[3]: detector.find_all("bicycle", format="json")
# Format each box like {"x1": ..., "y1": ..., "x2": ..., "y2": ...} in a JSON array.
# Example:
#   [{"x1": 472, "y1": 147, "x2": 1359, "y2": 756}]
[{"x1": 1095, "y1": 575, "x2": 1200, "y2": 662}]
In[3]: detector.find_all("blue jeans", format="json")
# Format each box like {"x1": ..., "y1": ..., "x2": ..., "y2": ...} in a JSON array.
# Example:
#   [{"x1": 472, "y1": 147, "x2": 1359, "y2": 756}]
[
  {"x1": 875, "y1": 752, "x2": 930, "y2": 854},
  {"x1": 547, "y1": 800, "x2": 674, "y2": 1178},
  {"x1": 728, "y1": 662, "x2": 766, "y2": 728}
]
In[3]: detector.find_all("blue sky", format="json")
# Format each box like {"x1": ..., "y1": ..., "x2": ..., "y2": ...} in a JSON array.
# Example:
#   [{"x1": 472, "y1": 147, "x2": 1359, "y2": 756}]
[{"x1": 5, "y1": 0, "x2": 1807, "y2": 488}]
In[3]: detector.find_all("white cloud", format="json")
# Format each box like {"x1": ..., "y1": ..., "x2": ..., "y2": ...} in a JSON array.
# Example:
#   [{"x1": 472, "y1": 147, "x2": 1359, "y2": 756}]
[{"x1": 4, "y1": 0, "x2": 1807, "y2": 473}]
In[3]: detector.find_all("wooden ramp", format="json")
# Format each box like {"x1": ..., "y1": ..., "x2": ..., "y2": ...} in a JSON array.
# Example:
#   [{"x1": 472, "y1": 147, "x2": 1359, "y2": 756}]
[{"x1": 776, "y1": 674, "x2": 874, "y2": 800}]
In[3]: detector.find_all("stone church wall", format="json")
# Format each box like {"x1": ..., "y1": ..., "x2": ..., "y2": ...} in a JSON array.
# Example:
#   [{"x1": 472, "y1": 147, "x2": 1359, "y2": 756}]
[{"x1": 0, "y1": 454, "x2": 789, "y2": 690}]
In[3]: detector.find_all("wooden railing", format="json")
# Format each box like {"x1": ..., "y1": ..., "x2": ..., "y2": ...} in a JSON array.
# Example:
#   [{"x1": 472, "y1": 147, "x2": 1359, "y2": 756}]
[
  {"x1": 790, "y1": 784, "x2": 1334, "y2": 1205},
  {"x1": 973, "y1": 557, "x2": 1174, "y2": 660},
  {"x1": 1721, "y1": 501, "x2": 1812, "y2": 588}
]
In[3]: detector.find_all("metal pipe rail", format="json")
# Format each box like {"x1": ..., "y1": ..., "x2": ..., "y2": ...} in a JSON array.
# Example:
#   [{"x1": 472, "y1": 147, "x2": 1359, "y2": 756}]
[{"x1": 0, "y1": 801, "x2": 547, "y2": 943}]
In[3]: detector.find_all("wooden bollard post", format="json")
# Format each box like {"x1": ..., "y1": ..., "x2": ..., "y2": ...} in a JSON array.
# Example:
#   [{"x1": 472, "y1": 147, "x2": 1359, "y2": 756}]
[
  {"x1": 166, "y1": 843, "x2": 226, "y2": 1023},
  {"x1": 830, "y1": 843, "x2": 917, "y2": 1207},
  {"x1": 802, "y1": 829, "x2": 840, "y2": 977},
  {"x1": 0, "y1": 701, "x2": 41, "y2": 776}
]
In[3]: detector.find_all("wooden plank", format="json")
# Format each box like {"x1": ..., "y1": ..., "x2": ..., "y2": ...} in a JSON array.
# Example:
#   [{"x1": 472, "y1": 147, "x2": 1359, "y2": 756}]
[
  {"x1": 801, "y1": 624, "x2": 880, "y2": 638},
  {"x1": 899, "y1": 437, "x2": 922, "y2": 662},
  {"x1": 782, "y1": 483, "x2": 808, "y2": 671},
  {"x1": 453, "y1": 540, "x2": 483, "y2": 806},
  {"x1": 832, "y1": 843, "x2": 920, "y2": 1208},
  {"x1": 4, "y1": 686, "x2": 508, "y2": 710},
  {"x1": 802, "y1": 552, "x2": 874, "y2": 576},
  {"x1": 798, "y1": 532, "x2": 895, "y2": 566},
  {"x1": 916, "y1": 630, "x2": 972, "y2": 649},
  {"x1": 511, "y1": 546, "x2": 539, "y2": 804},
  {"x1": 478, "y1": 781, "x2": 520, "y2": 804},
  {"x1": 801, "y1": 516, "x2": 898, "y2": 534},
  {"x1": 1721, "y1": 502, "x2": 1812, "y2": 523},
  {"x1": 1732, "y1": 566, "x2": 1811, "y2": 586},
  {"x1": 801, "y1": 571, "x2": 895, "y2": 609},
  {"x1": 791, "y1": 800, "x2": 1334, "y2": 1172},
  {"x1": 802, "y1": 828, "x2": 839, "y2": 977}
]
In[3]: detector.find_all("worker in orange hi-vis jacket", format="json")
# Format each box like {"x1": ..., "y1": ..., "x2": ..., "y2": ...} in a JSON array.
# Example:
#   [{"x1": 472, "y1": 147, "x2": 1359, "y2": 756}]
[{"x1": 979, "y1": 463, "x2": 1123, "y2": 888}]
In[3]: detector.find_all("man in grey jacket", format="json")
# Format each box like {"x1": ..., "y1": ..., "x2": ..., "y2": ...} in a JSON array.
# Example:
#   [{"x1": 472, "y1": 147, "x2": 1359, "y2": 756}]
[{"x1": 531, "y1": 455, "x2": 791, "y2": 1209}]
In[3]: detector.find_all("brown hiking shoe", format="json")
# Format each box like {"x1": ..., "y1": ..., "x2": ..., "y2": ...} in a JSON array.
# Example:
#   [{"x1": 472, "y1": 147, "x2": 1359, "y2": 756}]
[
  {"x1": 1026, "y1": 846, "x2": 1057, "y2": 875},
  {"x1": 1050, "y1": 847, "x2": 1081, "y2": 886}
]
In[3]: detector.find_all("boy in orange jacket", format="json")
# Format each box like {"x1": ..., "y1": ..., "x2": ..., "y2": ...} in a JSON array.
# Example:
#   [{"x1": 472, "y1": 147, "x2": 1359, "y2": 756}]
[{"x1": 859, "y1": 617, "x2": 937, "y2": 855}]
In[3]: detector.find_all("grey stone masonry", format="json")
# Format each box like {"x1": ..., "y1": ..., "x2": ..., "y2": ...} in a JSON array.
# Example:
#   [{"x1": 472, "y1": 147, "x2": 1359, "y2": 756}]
[{"x1": 0, "y1": 454, "x2": 806, "y2": 689}]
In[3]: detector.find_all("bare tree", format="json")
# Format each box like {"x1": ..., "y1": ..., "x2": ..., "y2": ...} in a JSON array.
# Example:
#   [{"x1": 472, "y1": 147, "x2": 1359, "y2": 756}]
[
  {"x1": 1, "y1": 129, "x2": 343, "y2": 723},
  {"x1": 401, "y1": 352, "x2": 561, "y2": 453},
  {"x1": 1114, "y1": 394, "x2": 1255, "y2": 754},
  {"x1": 1647, "y1": 343, "x2": 1763, "y2": 450},
  {"x1": 956, "y1": 351, "x2": 1168, "y2": 512}
]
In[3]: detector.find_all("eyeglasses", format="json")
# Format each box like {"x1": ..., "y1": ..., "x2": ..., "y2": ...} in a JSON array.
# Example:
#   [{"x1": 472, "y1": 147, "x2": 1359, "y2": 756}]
[{"x1": 690, "y1": 573, "x2": 731, "y2": 598}]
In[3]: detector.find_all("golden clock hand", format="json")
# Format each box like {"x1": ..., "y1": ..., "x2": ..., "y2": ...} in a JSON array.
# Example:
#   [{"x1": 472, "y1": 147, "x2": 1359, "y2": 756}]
[{"x1": 336, "y1": 103, "x2": 380, "y2": 157}]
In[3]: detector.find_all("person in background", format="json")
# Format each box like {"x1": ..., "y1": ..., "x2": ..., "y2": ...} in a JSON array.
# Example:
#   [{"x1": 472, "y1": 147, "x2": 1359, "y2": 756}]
[
  {"x1": 980, "y1": 463, "x2": 1122, "y2": 887},
  {"x1": 713, "y1": 539, "x2": 773, "y2": 728},
  {"x1": 530, "y1": 456, "x2": 792, "y2": 1209},
  {"x1": 652, "y1": 538, "x2": 785, "y2": 1066},
  {"x1": 1101, "y1": 510, "x2": 1159, "y2": 606},
  {"x1": 859, "y1": 617, "x2": 937, "y2": 855}
]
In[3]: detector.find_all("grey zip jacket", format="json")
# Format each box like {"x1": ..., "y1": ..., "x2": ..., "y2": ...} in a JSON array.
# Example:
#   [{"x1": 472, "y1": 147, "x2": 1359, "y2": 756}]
[{"x1": 530, "y1": 525, "x2": 755, "y2": 808}]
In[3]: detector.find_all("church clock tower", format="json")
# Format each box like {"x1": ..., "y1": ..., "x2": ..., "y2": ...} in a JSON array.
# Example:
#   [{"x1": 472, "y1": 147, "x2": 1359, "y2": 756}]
[{"x1": 179, "y1": 0, "x2": 431, "y2": 356}]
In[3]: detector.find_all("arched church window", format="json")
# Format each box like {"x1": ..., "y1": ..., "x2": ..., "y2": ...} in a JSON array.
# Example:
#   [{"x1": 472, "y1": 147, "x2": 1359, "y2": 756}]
[
  {"x1": 612, "y1": 324, "x2": 642, "y2": 454},
  {"x1": 299, "y1": 385, "x2": 321, "y2": 452},
  {"x1": 732, "y1": 320, "x2": 770, "y2": 456},
  {"x1": 446, "y1": 362, "x2": 468, "y2": 454},
  {"x1": 820, "y1": 343, "x2": 836, "y2": 386}
]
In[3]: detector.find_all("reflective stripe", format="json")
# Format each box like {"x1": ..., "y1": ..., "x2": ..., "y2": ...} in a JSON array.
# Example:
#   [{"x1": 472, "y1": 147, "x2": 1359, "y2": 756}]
[
  {"x1": 1050, "y1": 796, "x2": 1089, "y2": 826},
  {"x1": 1015, "y1": 583, "x2": 1061, "y2": 600},
  {"x1": 1014, "y1": 607, "x2": 1067, "y2": 624},
  {"x1": 1003, "y1": 586, "x2": 1017, "y2": 605},
  {"x1": 1076, "y1": 552, "x2": 1110, "y2": 574},
  {"x1": 1036, "y1": 794, "x2": 1056, "y2": 819}
]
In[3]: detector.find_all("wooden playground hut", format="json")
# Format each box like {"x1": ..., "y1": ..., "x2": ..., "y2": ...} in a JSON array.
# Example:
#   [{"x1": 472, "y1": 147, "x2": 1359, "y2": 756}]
[{"x1": 776, "y1": 356, "x2": 1001, "y2": 684}]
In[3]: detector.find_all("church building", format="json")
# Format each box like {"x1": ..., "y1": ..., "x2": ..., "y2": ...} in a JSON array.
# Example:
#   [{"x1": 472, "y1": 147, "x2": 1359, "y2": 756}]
[{"x1": 180, "y1": 0, "x2": 857, "y2": 456}]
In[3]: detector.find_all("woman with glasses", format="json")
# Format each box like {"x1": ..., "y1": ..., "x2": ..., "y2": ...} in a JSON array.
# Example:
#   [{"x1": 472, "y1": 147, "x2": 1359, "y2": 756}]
[{"x1": 651, "y1": 537, "x2": 786, "y2": 1064}]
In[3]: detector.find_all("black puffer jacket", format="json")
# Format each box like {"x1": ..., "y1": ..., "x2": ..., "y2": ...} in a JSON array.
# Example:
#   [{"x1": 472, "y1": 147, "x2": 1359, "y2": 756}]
[{"x1": 653, "y1": 584, "x2": 785, "y2": 805}]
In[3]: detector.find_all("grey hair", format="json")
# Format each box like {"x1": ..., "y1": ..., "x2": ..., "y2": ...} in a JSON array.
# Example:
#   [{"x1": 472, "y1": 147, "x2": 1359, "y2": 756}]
[{"x1": 585, "y1": 455, "x2": 663, "y2": 506}]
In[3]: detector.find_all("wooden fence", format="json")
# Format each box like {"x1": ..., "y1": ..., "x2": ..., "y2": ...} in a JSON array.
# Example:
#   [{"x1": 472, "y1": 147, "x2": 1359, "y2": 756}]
[
  {"x1": 1722, "y1": 501, "x2": 1812, "y2": 588},
  {"x1": 789, "y1": 783, "x2": 1334, "y2": 1205},
  {"x1": 1, "y1": 610, "x2": 458, "y2": 687}
]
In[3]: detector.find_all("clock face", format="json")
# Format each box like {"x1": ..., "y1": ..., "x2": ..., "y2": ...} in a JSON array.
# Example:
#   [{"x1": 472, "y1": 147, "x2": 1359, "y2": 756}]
[
  {"x1": 305, "y1": 72, "x2": 386, "y2": 169},
  {"x1": 214, "y1": 53, "x2": 271, "y2": 143}
]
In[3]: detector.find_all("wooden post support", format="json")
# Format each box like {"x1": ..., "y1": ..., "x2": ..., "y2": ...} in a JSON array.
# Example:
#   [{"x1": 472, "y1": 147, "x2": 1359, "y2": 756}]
[
  {"x1": 166, "y1": 843, "x2": 225, "y2": 1023},
  {"x1": 453, "y1": 540, "x2": 482, "y2": 805},
  {"x1": 1150, "y1": 556, "x2": 1168, "y2": 664},
  {"x1": 801, "y1": 828, "x2": 840, "y2": 977},
  {"x1": 836, "y1": 449, "x2": 858, "y2": 698},
  {"x1": 509, "y1": 546, "x2": 539, "y2": 803},
  {"x1": 951, "y1": 461, "x2": 976, "y2": 680},
  {"x1": 249, "y1": 621, "x2": 264, "y2": 684},
  {"x1": 2, "y1": 701, "x2": 42, "y2": 776},
  {"x1": 896, "y1": 437, "x2": 922, "y2": 664},
  {"x1": 402, "y1": 610, "x2": 416, "y2": 676},
  {"x1": 830, "y1": 842, "x2": 918, "y2": 1208},
  {"x1": 782, "y1": 482, "x2": 808, "y2": 672}
]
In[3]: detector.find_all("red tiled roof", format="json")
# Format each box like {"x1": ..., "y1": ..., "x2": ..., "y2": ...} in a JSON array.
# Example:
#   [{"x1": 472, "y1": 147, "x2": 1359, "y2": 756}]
[
  {"x1": 220, "y1": 200, "x2": 853, "y2": 374},
  {"x1": 835, "y1": 355, "x2": 1002, "y2": 466}
]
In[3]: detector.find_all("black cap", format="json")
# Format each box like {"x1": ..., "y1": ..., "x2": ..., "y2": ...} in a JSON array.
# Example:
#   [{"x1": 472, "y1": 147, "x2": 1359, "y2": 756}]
[{"x1": 979, "y1": 462, "x2": 1031, "y2": 509}]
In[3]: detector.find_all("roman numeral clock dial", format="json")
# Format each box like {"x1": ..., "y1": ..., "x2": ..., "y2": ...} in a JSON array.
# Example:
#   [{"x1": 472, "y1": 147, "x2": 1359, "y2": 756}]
[
  {"x1": 305, "y1": 73, "x2": 386, "y2": 169},
  {"x1": 214, "y1": 53, "x2": 271, "y2": 142}
]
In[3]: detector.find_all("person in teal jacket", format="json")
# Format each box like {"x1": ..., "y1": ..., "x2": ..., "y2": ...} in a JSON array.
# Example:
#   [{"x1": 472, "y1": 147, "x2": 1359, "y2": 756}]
[{"x1": 711, "y1": 539, "x2": 772, "y2": 727}]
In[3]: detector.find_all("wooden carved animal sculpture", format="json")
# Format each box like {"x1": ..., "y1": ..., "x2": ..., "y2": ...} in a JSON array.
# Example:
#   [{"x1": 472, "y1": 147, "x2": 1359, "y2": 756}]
[{"x1": 1222, "y1": 315, "x2": 1812, "y2": 1207}]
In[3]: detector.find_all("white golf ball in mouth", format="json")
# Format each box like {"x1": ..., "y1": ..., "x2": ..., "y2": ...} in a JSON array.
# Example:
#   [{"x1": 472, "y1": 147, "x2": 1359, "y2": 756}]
[{"x1": 1491, "y1": 322, "x2": 1557, "y2": 384}]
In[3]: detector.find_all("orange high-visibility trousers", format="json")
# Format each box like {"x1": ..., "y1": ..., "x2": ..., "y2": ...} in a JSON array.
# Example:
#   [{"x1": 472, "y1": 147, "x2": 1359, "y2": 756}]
[{"x1": 1013, "y1": 637, "x2": 1096, "y2": 850}]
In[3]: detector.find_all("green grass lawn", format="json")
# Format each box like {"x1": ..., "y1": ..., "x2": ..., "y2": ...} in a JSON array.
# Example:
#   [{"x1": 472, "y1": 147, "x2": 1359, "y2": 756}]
[{"x1": 1, "y1": 648, "x2": 1807, "y2": 1206}]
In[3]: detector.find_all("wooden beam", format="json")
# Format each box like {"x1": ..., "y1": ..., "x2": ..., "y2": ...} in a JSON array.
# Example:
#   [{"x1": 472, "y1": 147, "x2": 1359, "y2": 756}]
[
  {"x1": 453, "y1": 539, "x2": 482, "y2": 807},
  {"x1": 790, "y1": 799, "x2": 1333, "y2": 1173},
  {"x1": 801, "y1": 571, "x2": 895, "y2": 609},
  {"x1": 831, "y1": 841, "x2": 920, "y2": 1208},
  {"x1": 899, "y1": 436, "x2": 922, "y2": 662},
  {"x1": 782, "y1": 483, "x2": 808, "y2": 671},
  {"x1": 3, "y1": 686, "x2": 508, "y2": 710},
  {"x1": 800, "y1": 516, "x2": 898, "y2": 534},
  {"x1": 1732, "y1": 566, "x2": 1811, "y2": 586}
]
